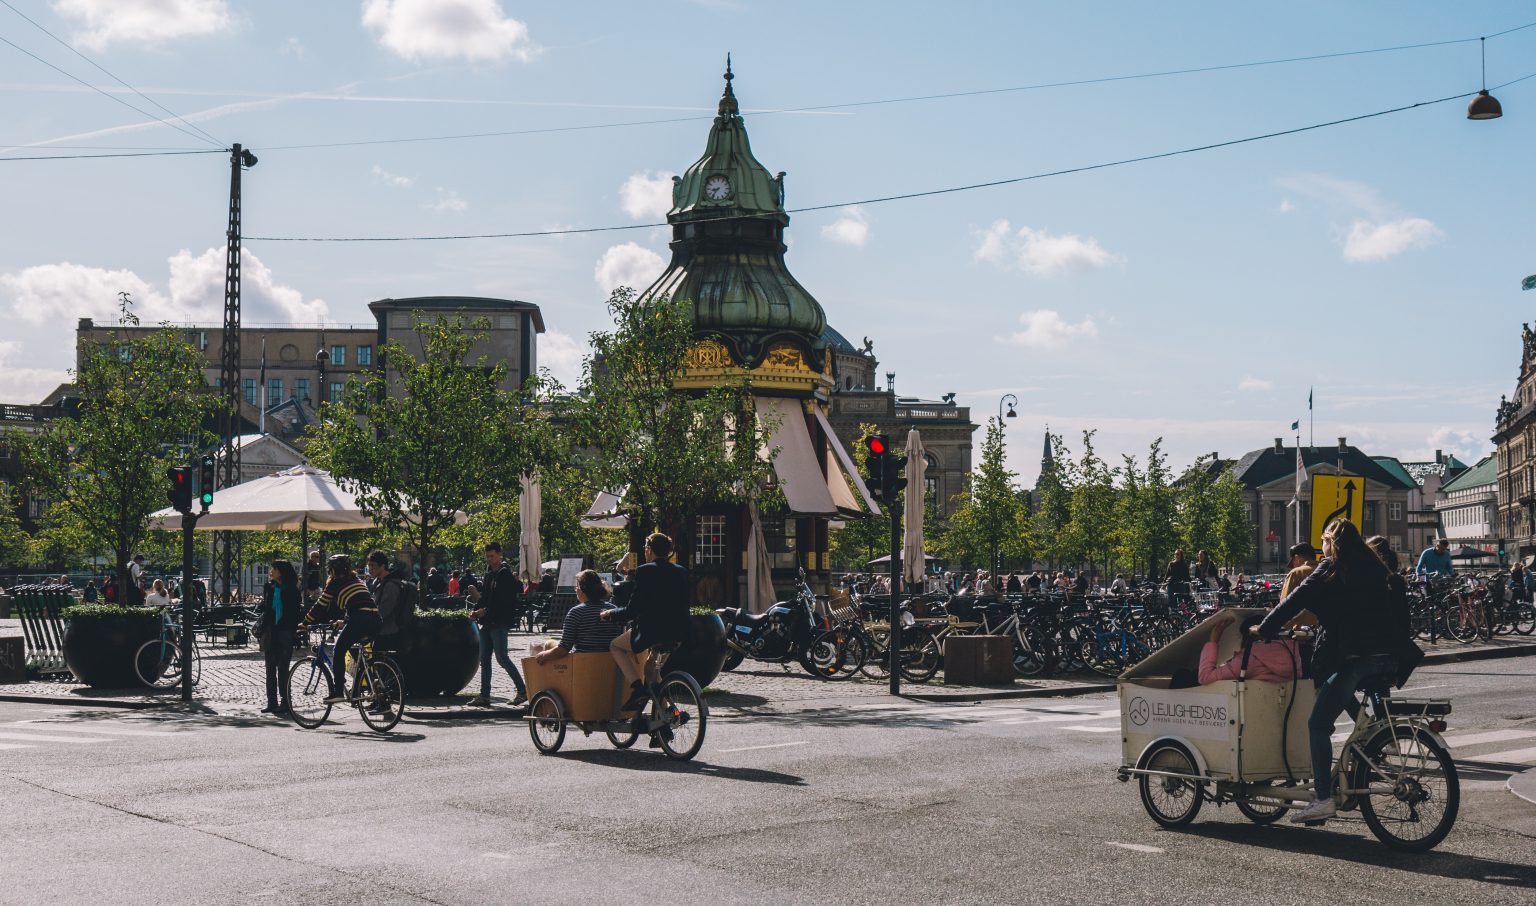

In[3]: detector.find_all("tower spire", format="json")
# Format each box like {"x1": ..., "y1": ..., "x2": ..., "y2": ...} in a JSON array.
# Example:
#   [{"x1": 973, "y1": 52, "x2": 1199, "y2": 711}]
[{"x1": 718, "y1": 53, "x2": 738, "y2": 118}]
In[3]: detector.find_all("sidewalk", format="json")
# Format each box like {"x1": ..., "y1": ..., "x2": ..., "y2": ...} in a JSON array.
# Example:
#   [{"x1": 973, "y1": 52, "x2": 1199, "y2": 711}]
[{"x1": 3, "y1": 632, "x2": 1534, "y2": 715}]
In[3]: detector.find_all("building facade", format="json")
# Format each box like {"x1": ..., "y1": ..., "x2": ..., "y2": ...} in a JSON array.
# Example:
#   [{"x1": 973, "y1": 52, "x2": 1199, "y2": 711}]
[
  {"x1": 1434, "y1": 454, "x2": 1497, "y2": 550},
  {"x1": 1375, "y1": 452, "x2": 1467, "y2": 559},
  {"x1": 1492, "y1": 322, "x2": 1536, "y2": 559}
]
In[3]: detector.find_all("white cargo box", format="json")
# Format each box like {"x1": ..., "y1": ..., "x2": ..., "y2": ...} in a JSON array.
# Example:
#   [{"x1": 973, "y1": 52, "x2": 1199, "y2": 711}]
[{"x1": 1118, "y1": 608, "x2": 1313, "y2": 782}]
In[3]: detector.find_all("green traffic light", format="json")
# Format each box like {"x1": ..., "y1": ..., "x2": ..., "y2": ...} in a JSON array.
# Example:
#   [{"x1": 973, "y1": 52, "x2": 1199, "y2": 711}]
[{"x1": 200, "y1": 492, "x2": 213, "y2": 506}]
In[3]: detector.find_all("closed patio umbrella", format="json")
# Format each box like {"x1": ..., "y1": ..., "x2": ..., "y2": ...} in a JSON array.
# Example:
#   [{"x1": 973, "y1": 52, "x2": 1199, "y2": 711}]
[
  {"x1": 519, "y1": 474, "x2": 542, "y2": 582},
  {"x1": 903, "y1": 429, "x2": 927, "y2": 589}
]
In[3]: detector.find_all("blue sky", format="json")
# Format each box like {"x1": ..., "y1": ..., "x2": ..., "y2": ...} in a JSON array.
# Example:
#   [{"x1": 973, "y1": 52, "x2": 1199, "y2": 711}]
[{"x1": 2, "y1": 1, "x2": 1533, "y2": 483}]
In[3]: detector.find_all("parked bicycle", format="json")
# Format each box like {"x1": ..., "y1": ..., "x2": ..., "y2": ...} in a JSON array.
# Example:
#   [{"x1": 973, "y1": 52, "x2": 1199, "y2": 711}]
[{"x1": 133, "y1": 604, "x2": 202, "y2": 690}]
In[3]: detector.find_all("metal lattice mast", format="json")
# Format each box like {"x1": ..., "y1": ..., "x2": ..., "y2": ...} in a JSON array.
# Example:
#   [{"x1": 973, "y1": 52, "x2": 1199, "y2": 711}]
[{"x1": 213, "y1": 144, "x2": 252, "y2": 602}]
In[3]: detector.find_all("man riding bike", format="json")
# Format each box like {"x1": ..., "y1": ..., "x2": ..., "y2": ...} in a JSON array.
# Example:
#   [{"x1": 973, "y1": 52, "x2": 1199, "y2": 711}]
[{"x1": 306, "y1": 554, "x2": 382, "y2": 704}]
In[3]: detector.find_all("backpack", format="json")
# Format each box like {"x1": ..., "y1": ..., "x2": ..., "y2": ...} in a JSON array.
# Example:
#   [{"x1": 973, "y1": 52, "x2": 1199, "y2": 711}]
[{"x1": 386, "y1": 575, "x2": 418, "y2": 633}]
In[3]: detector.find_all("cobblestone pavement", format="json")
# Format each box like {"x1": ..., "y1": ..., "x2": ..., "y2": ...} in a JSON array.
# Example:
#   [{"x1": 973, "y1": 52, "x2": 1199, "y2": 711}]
[{"x1": 4, "y1": 630, "x2": 1534, "y2": 713}]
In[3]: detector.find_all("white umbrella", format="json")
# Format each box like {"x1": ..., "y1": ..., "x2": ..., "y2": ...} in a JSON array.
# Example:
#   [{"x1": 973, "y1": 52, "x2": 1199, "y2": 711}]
[
  {"x1": 151, "y1": 465, "x2": 376, "y2": 532},
  {"x1": 746, "y1": 500, "x2": 777, "y2": 614},
  {"x1": 903, "y1": 428, "x2": 927, "y2": 588},
  {"x1": 519, "y1": 473, "x2": 542, "y2": 582}
]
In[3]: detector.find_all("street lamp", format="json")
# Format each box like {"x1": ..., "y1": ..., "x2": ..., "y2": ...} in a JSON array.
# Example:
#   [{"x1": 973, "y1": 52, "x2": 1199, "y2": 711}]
[
  {"x1": 998, "y1": 393, "x2": 1018, "y2": 425},
  {"x1": 1468, "y1": 37, "x2": 1503, "y2": 120}
]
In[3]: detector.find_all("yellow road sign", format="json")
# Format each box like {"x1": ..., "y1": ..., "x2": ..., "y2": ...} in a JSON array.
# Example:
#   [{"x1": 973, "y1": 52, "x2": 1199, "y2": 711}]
[{"x1": 1311, "y1": 474, "x2": 1364, "y2": 545}]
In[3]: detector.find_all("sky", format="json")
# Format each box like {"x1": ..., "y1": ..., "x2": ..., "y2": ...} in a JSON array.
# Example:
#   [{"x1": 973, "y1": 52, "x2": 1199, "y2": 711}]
[{"x1": 1, "y1": 0, "x2": 1534, "y2": 485}]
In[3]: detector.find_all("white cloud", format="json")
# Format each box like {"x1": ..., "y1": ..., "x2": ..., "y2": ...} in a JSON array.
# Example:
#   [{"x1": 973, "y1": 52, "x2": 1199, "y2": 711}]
[
  {"x1": 1238, "y1": 376, "x2": 1273, "y2": 392},
  {"x1": 1278, "y1": 199, "x2": 1295, "y2": 214},
  {"x1": 820, "y1": 207, "x2": 869, "y2": 247},
  {"x1": 1342, "y1": 217, "x2": 1443, "y2": 263},
  {"x1": 165, "y1": 248, "x2": 330, "y2": 324},
  {"x1": 371, "y1": 165, "x2": 414, "y2": 188},
  {"x1": 973, "y1": 220, "x2": 1117, "y2": 276},
  {"x1": 0, "y1": 341, "x2": 70, "y2": 403},
  {"x1": 537, "y1": 330, "x2": 584, "y2": 388},
  {"x1": 52, "y1": 0, "x2": 233, "y2": 49},
  {"x1": 619, "y1": 171, "x2": 675, "y2": 220},
  {"x1": 279, "y1": 37, "x2": 305, "y2": 58},
  {"x1": 427, "y1": 188, "x2": 467, "y2": 213},
  {"x1": 1001, "y1": 309, "x2": 1097, "y2": 350},
  {"x1": 361, "y1": 0, "x2": 535, "y2": 62},
  {"x1": 594, "y1": 243, "x2": 665, "y2": 293}
]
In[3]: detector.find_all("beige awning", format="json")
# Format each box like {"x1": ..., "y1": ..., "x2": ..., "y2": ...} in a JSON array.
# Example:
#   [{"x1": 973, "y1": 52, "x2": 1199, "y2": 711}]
[
  {"x1": 812, "y1": 406, "x2": 880, "y2": 516},
  {"x1": 758, "y1": 396, "x2": 838, "y2": 517}
]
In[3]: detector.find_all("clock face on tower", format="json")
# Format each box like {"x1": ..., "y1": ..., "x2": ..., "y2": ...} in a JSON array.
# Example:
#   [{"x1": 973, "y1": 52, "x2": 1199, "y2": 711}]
[{"x1": 704, "y1": 174, "x2": 731, "y2": 200}]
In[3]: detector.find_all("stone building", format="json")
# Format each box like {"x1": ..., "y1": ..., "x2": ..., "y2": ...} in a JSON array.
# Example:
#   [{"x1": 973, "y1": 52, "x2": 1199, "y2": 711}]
[
  {"x1": 1434, "y1": 454, "x2": 1498, "y2": 551},
  {"x1": 1492, "y1": 322, "x2": 1536, "y2": 559},
  {"x1": 1374, "y1": 452, "x2": 1467, "y2": 560}
]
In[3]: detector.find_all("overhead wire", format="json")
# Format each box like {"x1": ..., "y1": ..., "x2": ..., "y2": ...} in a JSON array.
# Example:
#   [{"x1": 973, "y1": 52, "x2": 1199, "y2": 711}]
[
  {"x1": 243, "y1": 75, "x2": 1531, "y2": 243},
  {"x1": 0, "y1": 0, "x2": 225, "y2": 147},
  {"x1": 0, "y1": 148, "x2": 225, "y2": 161}
]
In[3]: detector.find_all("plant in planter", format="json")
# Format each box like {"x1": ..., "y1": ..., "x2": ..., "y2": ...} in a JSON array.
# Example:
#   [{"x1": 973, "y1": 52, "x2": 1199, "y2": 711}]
[
  {"x1": 393, "y1": 609, "x2": 479, "y2": 697},
  {"x1": 61, "y1": 604, "x2": 160, "y2": 689},
  {"x1": 663, "y1": 606, "x2": 728, "y2": 688}
]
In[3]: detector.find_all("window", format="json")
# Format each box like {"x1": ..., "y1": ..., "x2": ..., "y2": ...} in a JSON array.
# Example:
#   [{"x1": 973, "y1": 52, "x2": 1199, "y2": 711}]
[
  {"x1": 267, "y1": 379, "x2": 283, "y2": 406},
  {"x1": 695, "y1": 515, "x2": 726, "y2": 566},
  {"x1": 330, "y1": 345, "x2": 345, "y2": 366},
  {"x1": 329, "y1": 382, "x2": 344, "y2": 403},
  {"x1": 1388, "y1": 502, "x2": 1402, "y2": 521},
  {"x1": 356, "y1": 345, "x2": 372, "y2": 366},
  {"x1": 1390, "y1": 535, "x2": 1404, "y2": 552},
  {"x1": 295, "y1": 378, "x2": 309, "y2": 403},
  {"x1": 243, "y1": 378, "x2": 256, "y2": 405},
  {"x1": 27, "y1": 495, "x2": 48, "y2": 519}
]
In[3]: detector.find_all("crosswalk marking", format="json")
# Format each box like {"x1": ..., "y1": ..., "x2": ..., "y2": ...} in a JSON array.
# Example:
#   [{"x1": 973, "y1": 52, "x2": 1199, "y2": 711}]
[
  {"x1": 3, "y1": 721, "x2": 173, "y2": 738},
  {"x1": 0, "y1": 730, "x2": 108, "y2": 744},
  {"x1": 0, "y1": 743, "x2": 33, "y2": 750},
  {"x1": 1442, "y1": 729, "x2": 1536, "y2": 748},
  {"x1": 1467, "y1": 745, "x2": 1536, "y2": 764},
  {"x1": 1063, "y1": 725, "x2": 1120, "y2": 733}
]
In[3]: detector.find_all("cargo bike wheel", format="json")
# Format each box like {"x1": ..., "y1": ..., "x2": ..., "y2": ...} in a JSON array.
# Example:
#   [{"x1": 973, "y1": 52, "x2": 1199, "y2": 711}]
[
  {"x1": 1234, "y1": 794, "x2": 1288, "y2": 825},
  {"x1": 1137, "y1": 741, "x2": 1205, "y2": 828},
  {"x1": 655, "y1": 671, "x2": 708, "y2": 762},
  {"x1": 528, "y1": 691, "x2": 567, "y2": 754},
  {"x1": 1351, "y1": 726, "x2": 1459, "y2": 852}
]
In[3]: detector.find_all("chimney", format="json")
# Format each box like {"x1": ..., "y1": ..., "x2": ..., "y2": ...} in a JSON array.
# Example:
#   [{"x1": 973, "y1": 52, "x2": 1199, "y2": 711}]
[
  {"x1": 77, "y1": 317, "x2": 93, "y2": 330},
  {"x1": 1435, "y1": 449, "x2": 1444, "y2": 464},
  {"x1": 1338, "y1": 436, "x2": 1348, "y2": 453},
  {"x1": 1274, "y1": 438, "x2": 1284, "y2": 454}
]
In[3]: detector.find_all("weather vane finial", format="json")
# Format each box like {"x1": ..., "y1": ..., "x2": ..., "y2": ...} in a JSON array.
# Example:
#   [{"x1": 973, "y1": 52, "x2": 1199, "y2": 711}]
[{"x1": 725, "y1": 53, "x2": 733, "y2": 83}]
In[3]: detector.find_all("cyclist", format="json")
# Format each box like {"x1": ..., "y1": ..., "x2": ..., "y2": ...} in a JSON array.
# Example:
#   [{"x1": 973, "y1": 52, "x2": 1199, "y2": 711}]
[
  {"x1": 1415, "y1": 537, "x2": 1455, "y2": 579},
  {"x1": 306, "y1": 554, "x2": 382, "y2": 704}
]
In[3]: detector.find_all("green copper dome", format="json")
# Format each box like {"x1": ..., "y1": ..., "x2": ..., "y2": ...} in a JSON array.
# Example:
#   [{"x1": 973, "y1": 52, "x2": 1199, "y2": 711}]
[{"x1": 642, "y1": 59, "x2": 827, "y2": 371}]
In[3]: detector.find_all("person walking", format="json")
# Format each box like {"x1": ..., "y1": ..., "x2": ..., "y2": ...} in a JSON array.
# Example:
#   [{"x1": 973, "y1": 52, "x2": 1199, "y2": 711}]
[
  {"x1": 1194, "y1": 550, "x2": 1218, "y2": 587},
  {"x1": 468, "y1": 542, "x2": 527, "y2": 708},
  {"x1": 82, "y1": 580, "x2": 98, "y2": 603},
  {"x1": 259, "y1": 560, "x2": 302, "y2": 715},
  {"x1": 1166, "y1": 549, "x2": 1192, "y2": 603},
  {"x1": 365, "y1": 550, "x2": 407, "y2": 652},
  {"x1": 603, "y1": 533, "x2": 689, "y2": 713}
]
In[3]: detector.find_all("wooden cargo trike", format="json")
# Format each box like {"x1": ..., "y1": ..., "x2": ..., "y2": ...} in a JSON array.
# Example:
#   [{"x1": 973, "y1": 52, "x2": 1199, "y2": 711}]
[
  {"x1": 522, "y1": 651, "x2": 708, "y2": 761},
  {"x1": 1115, "y1": 609, "x2": 1459, "y2": 852}
]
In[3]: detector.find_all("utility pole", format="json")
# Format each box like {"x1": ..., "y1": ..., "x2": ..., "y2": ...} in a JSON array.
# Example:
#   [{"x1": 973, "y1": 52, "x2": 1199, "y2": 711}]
[
  {"x1": 213, "y1": 144, "x2": 255, "y2": 604},
  {"x1": 887, "y1": 494, "x2": 903, "y2": 696}
]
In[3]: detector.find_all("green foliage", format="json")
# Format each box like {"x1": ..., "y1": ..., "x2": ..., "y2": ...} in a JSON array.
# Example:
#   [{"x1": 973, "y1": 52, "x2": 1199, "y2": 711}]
[
  {"x1": 305, "y1": 313, "x2": 557, "y2": 575},
  {"x1": 564, "y1": 288, "x2": 774, "y2": 550},
  {"x1": 1114, "y1": 439, "x2": 1180, "y2": 577},
  {"x1": 62, "y1": 604, "x2": 148, "y2": 620},
  {"x1": 0, "y1": 485, "x2": 32, "y2": 568},
  {"x1": 1175, "y1": 455, "x2": 1223, "y2": 561},
  {"x1": 1213, "y1": 468, "x2": 1255, "y2": 568},
  {"x1": 441, "y1": 460, "x2": 602, "y2": 575},
  {"x1": 16, "y1": 297, "x2": 216, "y2": 593},
  {"x1": 1031, "y1": 432, "x2": 1075, "y2": 568},
  {"x1": 936, "y1": 417, "x2": 1028, "y2": 570},
  {"x1": 1065, "y1": 430, "x2": 1117, "y2": 574},
  {"x1": 829, "y1": 422, "x2": 892, "y2": 569},
  {"x1": 415, "y1": 608, "x2": 472, "y2": 621}
]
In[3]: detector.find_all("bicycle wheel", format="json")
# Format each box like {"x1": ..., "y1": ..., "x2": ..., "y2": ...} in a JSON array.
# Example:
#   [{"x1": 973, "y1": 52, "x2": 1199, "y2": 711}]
[
  {"x1": 804, "y1": 627, "x2": 863, "y2": 680},
  {"x1": 899, "y1": 632, "x2": 941, "y2": 684},
  {"x1": 528, "y1": 691, "x2": 566, "y2": 754},
  {"x1": 357, "y1": 660, "x2": 404, "y2": 733},
  {"x1": 1514, "y1": 603, "x2": 1535, "y2": 635},
  {"x1": 606, "y1": 728, "x2": 639, "y2": 749},
  {"x1": 134, "y1": 638, "x2": 178, "y2": 689},
  {"x1": 1446, "y1": 606, "x2": 1479, "y2": 643},
  {"x1": 287, "y1": 656, "x2": 334, "y2": 729},
  {"x1": 1354, "y1": 726, "x2": 1459, "y2": 852},
  {"x1": 1138, "y1": 741, "x2": 1204, "y2": 828},
  {"x1": 657, "y1": 672, "x2": 707, "y2": 762},
  {"x1": 859, "y1": 628, "x2": 891, "y2": 680},
  {"x1": 1234, "y1": 793, "x2": 1288, "y2": 825}
]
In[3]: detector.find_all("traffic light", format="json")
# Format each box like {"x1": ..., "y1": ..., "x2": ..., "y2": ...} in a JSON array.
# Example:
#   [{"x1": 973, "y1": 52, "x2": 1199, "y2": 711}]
[
  {"x1": 1498, "y1": 538, "x2": 1507, "y2": 557},
  {"x1": 198, "y1": 455, "x2": 215, "y2": 509},
  {"x1": 166, "y1": 467, "x2": 192, "y2": 514},
  {"x1": 886, "y1": 452, "x2": 909, "y2": 497},
  {"x1": 863, "y1": 434, "x2": 889, "y2": 502}
]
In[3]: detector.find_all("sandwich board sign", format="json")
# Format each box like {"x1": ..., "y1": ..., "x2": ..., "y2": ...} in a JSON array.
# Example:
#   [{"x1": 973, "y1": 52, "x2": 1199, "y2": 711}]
[{"x1": 1311, "y1": 474, "x2": 1364, "y2": 545}]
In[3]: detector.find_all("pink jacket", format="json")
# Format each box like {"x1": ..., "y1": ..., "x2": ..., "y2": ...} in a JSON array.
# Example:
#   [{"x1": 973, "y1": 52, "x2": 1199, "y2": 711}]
[{"x1": 1199, "y1": 639, "x2": 1301, "y2": 685}]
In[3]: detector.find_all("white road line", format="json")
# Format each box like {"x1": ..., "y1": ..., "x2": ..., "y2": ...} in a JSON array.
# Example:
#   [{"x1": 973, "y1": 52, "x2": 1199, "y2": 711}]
[
  {"x1": 718, "y1": 741, "x2": 808, "y2": 754},
  {"x1": 1106, "y1": 842, "x2": 1164, "y2": 854},
  {"x1": 995, "y1": 710, "x2": 1120, "y2": 726},
  {"x1": 0, "y1": 730, "x2": 108, "y2": 744},
  {"x1": 0, "y1": 743, "x2": 34, "y2": 750},
  {"x1": 1466, "y1": 745, "x2": 1536, "y2": 764},
  {"x1": 1442, "y1": 729, "x2": 1536, "y2": 748},
  {"x1": 1064, "y1": 725, "x2": 1120, "y2": 733},
  {"x1": 6, "y1": 721, "x2": 172, "y2": 738}
]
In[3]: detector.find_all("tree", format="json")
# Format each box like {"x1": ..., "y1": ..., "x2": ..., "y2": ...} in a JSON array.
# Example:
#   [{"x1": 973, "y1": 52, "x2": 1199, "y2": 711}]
[
  {"x1": 1031, "y1": 433, "x2": 1075, "y2": 568},
  {"x1": 1065, "y1": 430, "x2": 1117, "y2": 576},
  {"x1": 1175, "y1": 455, "x2": 1222, "y2": 559},
  {"x1": 565, "y1": 288, "x2": 774, "y2": 558},
  {"x1": 306, "y1": 313, "x2": 556, "y2": 577},
  {"x1": 1115, "y1": 439, "x2": 1179, "y2": 578},
  {"x1": 1213, "y1": 468, "x2": 1256, "y2": 570},
  {"x1": 829, "y1": 422, "x2": 891, "y2": 569},
  {"x1": 937, "y1": 417, "x2": 1027, "y2": 571},
  {"x1": 0, "y1": 485, "x2": 30, "y2": 568},
  {"x1": 17, "y1": 296, "x2": 215, "y2": 596}
]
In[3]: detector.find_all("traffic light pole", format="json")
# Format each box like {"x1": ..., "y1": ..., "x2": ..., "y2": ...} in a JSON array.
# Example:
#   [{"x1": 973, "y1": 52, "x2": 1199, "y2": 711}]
[
  {"x1": 180, "y1": 511, "x2": 198, "y2": 703},
  {"x1": 888, "y1": 495, "x2": 903, "y2": 696}
]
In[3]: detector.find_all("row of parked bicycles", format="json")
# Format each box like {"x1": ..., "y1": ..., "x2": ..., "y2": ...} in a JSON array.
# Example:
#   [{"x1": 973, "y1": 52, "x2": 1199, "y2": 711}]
[{"x1": 1409, "y1": 573, "x2": 1536, "y2": 642}]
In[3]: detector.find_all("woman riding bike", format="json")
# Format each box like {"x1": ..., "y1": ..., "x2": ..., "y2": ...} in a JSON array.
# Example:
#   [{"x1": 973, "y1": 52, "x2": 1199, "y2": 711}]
[
  {"x1": 1256, "y1": 519, "x2": 1402, "y2": 824},
  {"x1": 306, "y1": 554, "x2": 382, "y2": 704}
]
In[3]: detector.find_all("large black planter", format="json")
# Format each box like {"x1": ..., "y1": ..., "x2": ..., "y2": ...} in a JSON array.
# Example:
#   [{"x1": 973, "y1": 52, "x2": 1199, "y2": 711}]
[
  {"x1": 663, "y1": 612, "x2": 728, "y2": 688},
  {"x1": 394, "y1": 614, "x2": 479, "y2": 697},
  {"x1": 63, "y1": 610, "x2": 160, "y2": 688}
]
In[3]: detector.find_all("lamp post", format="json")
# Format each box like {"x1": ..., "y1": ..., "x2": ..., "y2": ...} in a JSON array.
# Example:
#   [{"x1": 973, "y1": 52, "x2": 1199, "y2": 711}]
[
  {"x1": 998, "y1": 393, "x2": 1018, "y2": 425},
  {"x1": 992, "y1": 394, "x2": 1018, "y2": 578}
]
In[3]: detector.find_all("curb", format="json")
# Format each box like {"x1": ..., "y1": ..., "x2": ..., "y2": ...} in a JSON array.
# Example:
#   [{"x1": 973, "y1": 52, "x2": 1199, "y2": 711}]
[
  {"x1": 1421, "y1": 642, "x2": 1536, "y2": 666},
  {"x1": 903, "y1": 682, "x2": 1115, "y2": 702},
  {"x1": 405, "y1": 706, "x2": 525, "y2": 722},
  {"x1": 1508, "y1": 768, "x2": 1536, "y2": 808}
]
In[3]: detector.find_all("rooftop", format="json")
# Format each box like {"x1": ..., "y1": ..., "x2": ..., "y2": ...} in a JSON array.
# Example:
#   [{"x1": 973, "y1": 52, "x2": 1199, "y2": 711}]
[{"x1": 1440, "y1": 454, "x2": 1497, "y2": 492}]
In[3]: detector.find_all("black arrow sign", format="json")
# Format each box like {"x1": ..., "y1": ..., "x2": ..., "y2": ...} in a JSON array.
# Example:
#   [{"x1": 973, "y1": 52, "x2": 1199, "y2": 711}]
[{"x1": 1323, "y1": 479, "x2": 1357, "y2": 529}]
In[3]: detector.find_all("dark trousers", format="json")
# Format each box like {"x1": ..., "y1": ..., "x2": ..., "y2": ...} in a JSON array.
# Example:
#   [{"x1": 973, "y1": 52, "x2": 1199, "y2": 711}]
[
  {"x1": 263, "y1": 629, "x2": 294, "y2": 707},
  {"x1": 333, "y1": 612, "x2": 382, "y2": 696}
]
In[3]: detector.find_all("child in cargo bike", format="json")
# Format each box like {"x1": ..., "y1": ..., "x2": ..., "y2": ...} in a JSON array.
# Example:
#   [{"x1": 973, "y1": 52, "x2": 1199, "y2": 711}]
[{"x1": 1197, "y1": 613, "x2": 1300, "y2": 685}]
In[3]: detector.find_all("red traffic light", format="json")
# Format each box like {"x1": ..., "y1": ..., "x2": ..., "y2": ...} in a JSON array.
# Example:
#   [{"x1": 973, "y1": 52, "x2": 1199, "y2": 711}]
[{"x1": 866, "y1": 436, "x2": 888, "y2": 455}]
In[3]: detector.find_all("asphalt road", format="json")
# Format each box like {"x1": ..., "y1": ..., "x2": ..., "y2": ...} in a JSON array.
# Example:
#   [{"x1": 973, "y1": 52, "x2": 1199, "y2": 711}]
[{"x1": 1, "y1": 659, "x2": 1533, "y2": 905}]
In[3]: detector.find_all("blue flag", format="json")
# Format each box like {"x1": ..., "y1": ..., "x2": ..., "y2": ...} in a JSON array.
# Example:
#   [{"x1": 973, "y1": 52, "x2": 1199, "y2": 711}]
[{"x1": 1290, "y1": 420, "x2": 1299, "y2": 432}]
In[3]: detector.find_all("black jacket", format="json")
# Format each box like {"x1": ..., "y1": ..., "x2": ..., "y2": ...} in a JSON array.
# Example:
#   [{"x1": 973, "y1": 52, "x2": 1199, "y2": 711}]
[
  {"x1": 368, "y1": 570, "x2": 405, "y2": 636},
  {"x1": 478, "y1": 561, "x2": 520, "y2": 628},
  {"x1": 606, "y1": 560, "x2": 690, "y2": 651},
  {"x1": 1167, "y1": 559, "x2": 1191, "y2": 583},
  {"x1": 260, "y1": 581, "x2": 302, "y2": 632},
  {"x1": 1258, "y1": 557, "x2": 1402, "y2": 678}
]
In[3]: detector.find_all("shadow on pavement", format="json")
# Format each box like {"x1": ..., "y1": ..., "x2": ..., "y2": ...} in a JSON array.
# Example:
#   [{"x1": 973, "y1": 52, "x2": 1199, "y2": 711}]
[
  {"x1": 558, "y1": 748, "x2": 806, "y2": 786},
  {"x1": 702, "y1": 690, "x2": 769, "y2": 709},
  {"x1": 1181, "y1": 821, "x2": 1536, "y2": 889},
  {"x1": 335, "y1": 730, "x2": 427, "y2": 743}
]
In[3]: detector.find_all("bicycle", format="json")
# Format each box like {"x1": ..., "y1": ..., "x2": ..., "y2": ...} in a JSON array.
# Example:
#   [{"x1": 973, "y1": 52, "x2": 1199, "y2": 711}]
[
  {"x1": 133, "y1": 604, "x2": 202, "y2": 690},
  {"x1": 287, "y1": 624, "x2": 405, "y2": 733}
]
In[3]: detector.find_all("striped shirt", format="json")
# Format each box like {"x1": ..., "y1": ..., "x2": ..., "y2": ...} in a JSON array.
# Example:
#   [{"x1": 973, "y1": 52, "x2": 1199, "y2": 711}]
[{"x1": 559, "y1": 602, "x2": 624, "y2": 653}]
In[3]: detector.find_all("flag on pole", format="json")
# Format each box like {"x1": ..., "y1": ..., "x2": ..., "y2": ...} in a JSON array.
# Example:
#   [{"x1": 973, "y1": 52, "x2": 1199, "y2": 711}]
[
  {"x1": 1290, "y1": 419, "x2": 1299, "y2": 432},
  {"x1": 1295, "y1": 443, "x2": 1306, "y2": 496},
  {"x1": 258, "y1": 338, "x2": 267, "y2": 389},
  {"x1": 1308, "y1": 387, "x2": 1313, "y2": 410},
  {"x1": 1523, "y1": 274, "x2": 1536, "y2": 291}
]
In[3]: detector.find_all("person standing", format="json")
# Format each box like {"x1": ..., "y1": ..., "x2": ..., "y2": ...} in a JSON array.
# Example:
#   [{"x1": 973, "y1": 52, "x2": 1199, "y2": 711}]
[
  {"x1": 1194, "y1": 550, "x2": 1218, "y2": 587},
  {"x1": 1166, "y1": 549, "x2": 1192, "y2": 603},
  {"x1": 365, "y1": 550, "x2": 407, "y2": 651},
  {"x1": 1510, "y1": 562, "x2": 1528, "y2": 604},
  {"x1": 304, "y1": 550, "x2": 323, "y2": 602},
  {"x1": 128, "y1": 554, "x2": 147, "y2": 605},
  {"x1": 468, "y1": 542, "x2": 526, "y2": 708},
  {"x1": 83, "y1": 580, "x2": 98, "y2": 603},
  {"x1": 259, "y1": 560, "x2": 302, "y2": 715},
  {"x1": 1415, "y1": 538, "x2": 1455, "y2": 579},
  {"x1": 604, "y1": 533, "x2": 689, "y2": 712}
]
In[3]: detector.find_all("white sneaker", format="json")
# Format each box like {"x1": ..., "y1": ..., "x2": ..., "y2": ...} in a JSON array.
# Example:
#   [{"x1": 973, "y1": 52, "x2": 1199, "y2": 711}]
[
  {"x1": 511, "y1": 692, "x2": 528, "y2": 706},
  {"x1": 1289, "y1": 798, "x2": 1337, "y2": 824}
]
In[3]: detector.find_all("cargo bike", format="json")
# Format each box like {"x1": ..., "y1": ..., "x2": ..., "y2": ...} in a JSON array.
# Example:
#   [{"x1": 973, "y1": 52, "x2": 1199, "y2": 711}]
[
  {"x1": 1115, "y1": 609, "x2": 1459, "y2": 852},
  {"x1": 522, "y1": 649, "x2": 707, "y2": 762}
]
